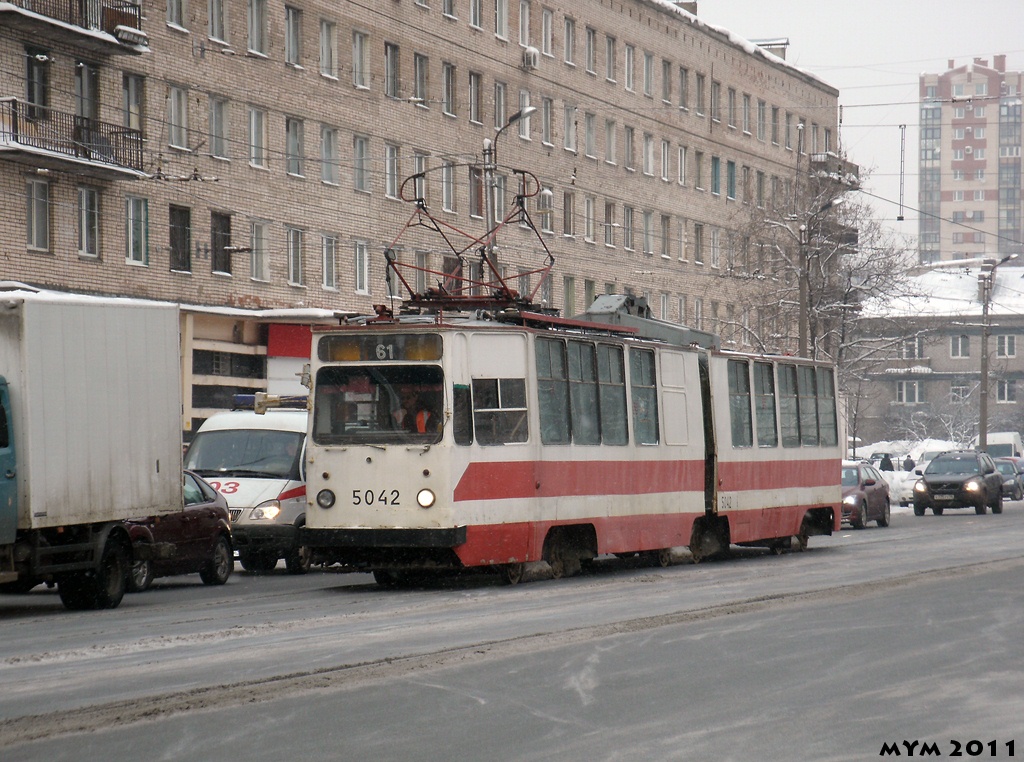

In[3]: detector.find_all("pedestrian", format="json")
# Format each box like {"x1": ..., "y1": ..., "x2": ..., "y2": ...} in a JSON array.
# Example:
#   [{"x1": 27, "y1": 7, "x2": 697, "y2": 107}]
[
  {"x1": 903, "y1": 455, "x2": 915, "y2": 472},
  {"x1": 880, "y1": 453, "x2": 895, "y2": 471}
]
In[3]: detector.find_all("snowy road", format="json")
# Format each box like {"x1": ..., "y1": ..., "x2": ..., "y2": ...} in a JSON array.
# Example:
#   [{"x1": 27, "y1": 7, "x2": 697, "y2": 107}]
[{"x1": 2, "y1": 504, "x2": 1023, "y2": 759}]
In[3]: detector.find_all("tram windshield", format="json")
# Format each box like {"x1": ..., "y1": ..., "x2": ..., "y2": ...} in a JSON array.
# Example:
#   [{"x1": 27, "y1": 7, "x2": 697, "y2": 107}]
[{"x1": 312, "y1": 365, "x2": 445, "y2": 445}]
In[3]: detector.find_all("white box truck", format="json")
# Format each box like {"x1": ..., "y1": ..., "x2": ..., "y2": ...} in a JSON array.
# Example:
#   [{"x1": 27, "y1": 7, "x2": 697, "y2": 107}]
[{"x1": 0, "y1": 290, "x2": 183, "y2": 609}]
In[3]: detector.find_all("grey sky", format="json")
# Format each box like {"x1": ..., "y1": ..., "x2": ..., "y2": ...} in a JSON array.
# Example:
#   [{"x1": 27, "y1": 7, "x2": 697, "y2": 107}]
[{"x1": 700, "y1": 0, "x2": 1024, "y2": 244}]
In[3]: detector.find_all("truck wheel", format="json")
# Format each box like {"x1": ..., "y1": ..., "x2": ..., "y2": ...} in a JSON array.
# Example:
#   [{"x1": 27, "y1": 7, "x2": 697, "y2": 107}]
[
  {"x1": 200, "y1": 536, "x2": 233, "y2": 585},
  {"x1": 127, "y1": 559, "x2": 154, "y2": 592},
  {"x1": 59, "y1": 538, "x2": 128, "y2": 610}
]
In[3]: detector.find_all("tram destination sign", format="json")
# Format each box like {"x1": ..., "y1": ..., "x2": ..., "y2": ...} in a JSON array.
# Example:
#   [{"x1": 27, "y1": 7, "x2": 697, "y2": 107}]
[{"x1": 318, "y1": 333, "x2": 443, "y2": 362}]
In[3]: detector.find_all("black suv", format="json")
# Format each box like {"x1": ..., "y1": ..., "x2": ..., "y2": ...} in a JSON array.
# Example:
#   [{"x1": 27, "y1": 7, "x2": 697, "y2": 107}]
[{"x1": 912, "y1": 450, "x2": 1003, "y2": 516}]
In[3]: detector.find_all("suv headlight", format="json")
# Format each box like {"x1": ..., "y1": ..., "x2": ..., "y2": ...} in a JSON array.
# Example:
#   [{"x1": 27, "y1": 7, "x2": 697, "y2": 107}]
[
  {"x1": 251, "y1": 500, "x2": 282, "y2": 520},
  {"x1": 964, "y1": 479, "x2": 982, "y2": 493},
  {"x1": 913, "y1": 480, "x2": 927, "y2": 493}
]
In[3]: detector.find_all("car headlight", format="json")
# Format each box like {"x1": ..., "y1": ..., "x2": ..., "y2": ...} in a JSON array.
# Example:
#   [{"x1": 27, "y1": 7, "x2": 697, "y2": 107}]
[
  {"x1": 843, "y1": 495, "x2": 858, "y2": 506},
  {"x1": 964, "y1": 479, "x2": 981, "y2": 493},
  {"x1": 913, "y1": 480, "x2": 927, "y2": 493},
  {"x1": 251, "y1": 500, "x2": 282, "y2": 520},
  {"x1": 416, "y1": 489, "x2": 436, "y2": 508}
]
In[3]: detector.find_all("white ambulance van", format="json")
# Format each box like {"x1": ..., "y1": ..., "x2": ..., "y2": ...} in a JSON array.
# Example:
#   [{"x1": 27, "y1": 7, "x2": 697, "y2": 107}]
[{"x1": 184, "y1": 409, "x2": 310, "y2": 573}]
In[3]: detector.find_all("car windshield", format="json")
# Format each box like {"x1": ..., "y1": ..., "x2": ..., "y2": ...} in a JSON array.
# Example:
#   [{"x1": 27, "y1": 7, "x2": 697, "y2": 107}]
[
  {"x1": 995, "y1": 462, "x2": 1016, "y2": 476},
  {"x1": 925, "y1": 455, "x2": 980, "y2": 475},
  {"x1": 841, "y1": 467, "x2": 860, "y2": 487},
  {"x1": 184, "y1": 429, "x2": 304, "y2": 480},
  {"x1": 312, "y1": 364, "x2": 445, "y2": 445}
]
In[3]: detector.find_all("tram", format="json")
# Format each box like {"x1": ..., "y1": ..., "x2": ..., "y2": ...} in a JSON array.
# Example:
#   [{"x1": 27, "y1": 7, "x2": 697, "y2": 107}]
[
  {"x1": 296, "y1": 160, "x2": 841, "y2": 584},
  {"x1": 300, "y1": 294, "x2": 841, "y2": 585}
]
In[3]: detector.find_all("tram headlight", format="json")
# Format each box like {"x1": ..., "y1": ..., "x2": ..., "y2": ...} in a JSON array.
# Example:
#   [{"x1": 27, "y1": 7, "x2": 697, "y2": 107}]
[
  {"x1": 416, "y1": 489, "x2": 436, "y2": 508},
  {"x1": 316, "y1": 489, "x2": 336, "y2": 509}
]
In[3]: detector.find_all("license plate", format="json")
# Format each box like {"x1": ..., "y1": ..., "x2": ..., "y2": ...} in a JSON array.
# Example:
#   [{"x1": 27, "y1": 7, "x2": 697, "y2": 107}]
[{"x1": 935, "y1": 495, "x2": 955, "y2": 501}]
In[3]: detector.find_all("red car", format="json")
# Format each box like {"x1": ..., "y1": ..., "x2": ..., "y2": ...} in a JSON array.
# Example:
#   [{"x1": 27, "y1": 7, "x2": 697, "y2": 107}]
[
  {"x1": 127, "y1": 471, "x2": 233, "y2": 592},
  {"x1": 841, "y1": 461, "x2": 891, "y2": 529}
]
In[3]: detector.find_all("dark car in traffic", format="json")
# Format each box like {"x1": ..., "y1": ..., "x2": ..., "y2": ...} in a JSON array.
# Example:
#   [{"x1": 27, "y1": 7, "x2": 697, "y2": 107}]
[
  {"x1": 912, "y1": 450, "x2": 1003, "y2": 516},
  {"x1": 841, "y1": 461, "x2": 891, "y2": 528},
  {"x1": 126, "y1": 471, "x2": 234, "y2": 591},
  {"x1": 994, "y1": 457, "x2": 1024, "y2": 501}
]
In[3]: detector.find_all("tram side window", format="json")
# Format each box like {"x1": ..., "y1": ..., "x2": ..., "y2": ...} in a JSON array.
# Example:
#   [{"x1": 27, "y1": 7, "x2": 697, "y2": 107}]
[
  {"x1": 536, "y1": 338, "x2": 571, "y2": 444},
  {"x1": 797, "y1": 365, "x2": 819, "y2": 446},
  {"x1": 629, "y1": 348, "x2": 659, "y2": 445},
  {"x1": 753, "y1": 361, "x2": 778, "y2": 447},
  {"x1": 568, "y1": 341, "x2": 600, "y2": 445},
  {"x1": 453, "y1": 384, "x2": 473, "y2": 445},
  {"x1": 778, "y1": 364, "x2": 800, "y2": 447},
  {"x1": 471, "y1": 378, "x2": 528, "y2": 445},
  {"x1": 597, "y1": 344, "x2": 628, "y2": 445},
  {"x1": 817, "y1": 367, "x2": 839, "y2": 446},
  {"x1": 727, "y1": 360, "x2": 753, "y2": 448}
]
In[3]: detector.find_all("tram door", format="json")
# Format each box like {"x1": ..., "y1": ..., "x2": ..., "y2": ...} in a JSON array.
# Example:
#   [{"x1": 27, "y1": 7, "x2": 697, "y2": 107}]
[{"x1": 697, "y1": 355, "x2": 716, "y2": 514}]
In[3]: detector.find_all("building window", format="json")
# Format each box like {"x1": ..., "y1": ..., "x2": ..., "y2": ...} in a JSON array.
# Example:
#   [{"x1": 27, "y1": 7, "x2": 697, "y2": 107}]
[
  {"x1": 896, "y1": 380, "x2": 922, "y2": 404},
  {"x1": 997, "y1": 335, "x2": 1016, "y2": 358},
  {"x1": 250, "y1": 221, "x2": 268, "y2": 280},
  {"x1": 168, "y1": 0, "x2": 185, "y2": 27},
  {"x1": 384, "y1": 143, "x2": 400, "y2": 198},
  {"x1": 584, "y1": 196, "x2": 594, "y2": 242},
  {"x1": 248, "y1": 0, "x2": 267, "y2": 54},
  {"x1": 604, "y1": 119, "x2": 616, "y2": 164},
  {"x1": 624, "y1": 45, "x2": 634, "y2": 91},
  {"x1": 693, "y1": 150, "x2": 703, "y2": 189},
  {"x1": 287, "y1": 227, "x2": 303, "y2": 285},
  {"x1": 660, "y1": 215, "x2": 670, "y2": 258},
  {"x1": 285, "y1": 6, "x2": 302, "y2": 65},
  {"x1": 495, "y1": 0, "x2": 508, "y2": 38},
  {"x1": 585, "y1": 27, "x2": 596, "y2": 73},
  {"x1": 677, "y1": 66, "x2": 688, "y2": 109},
  {"x1": 319, "y1": 20, "x2": 337, "y2": 77},
  {"x1": 538, "y1": 183, "x2": 552, "y2": 232},
  {"x1": 26, "y1": 179, "x2": 50, "y2": 252},
  {"x1": 352, "y1": 31, "x2": 368, "y2": 87},
  {"x1": 563, "y1": 103, "x2": 576, "y2": 152},
  {"x1": 693, "y1": 223, "x2": 704, "y2": 264},
  {"x1": 642, "y1": 52, "x2": 653, "y2": 96},
  {"x1": 695, "y1": 74, "x2": 705, "y2": 115},
  {"x1": 604, "y1": 201, "x2": 615, "y2": 246},
  {"x1": 123, "y1": 74, "x2": 143, "y2": 132},
  {"x1": 248, "y1": 107, "x2": 266, "y2": 167},
  {"x1": 442, "y1": 63, "x2": 456, "y2": 115},
  {"x1": 126, "y1": 196, "x2": 148, "y2": 264},
  {"x1": 998, "y1": 380, "x2": 1016, "y2": 403},
  {"x1": 413, "y1": 53, "x2": 429, "y2": 105},
  {"x1": 950, "y1": 384, "x2": 968, "y2": 401},
  {"x1": 661, "y1": 140, "x2": 670, "y2": 181},
  {"x1": 321, "y1": 126, "x2": 338, "y2": 184},
  {"x1": 353, "y1": 135, "x2": 369, "y2": 191},
  {"x1": 727, "y1": 160, "x2": 736, "y2": 199},
  {"x1": 622, "y1": 206, "x2": 634, "y2": 250},
  {"x1": 26, "y1": 46, "x2": 50, "y2": 119},
  {"x1": 757, "y1": 99, "x2": 766, "y2": 141},
  {"x1": 168, "y1": 86, "x2": 189, "y2": 149},
  {"x1": 562, "y1": 191, "x2": 575, "y2": 236},
  {"x1": 711, "y1": 156, "x2": 721, "y2": 195},
  {"x1": 77, "y1": 187, "x2": 100, "y2": 257},
  {"x1": 642, "y1": 211, "x2": 653, "y2": 255},
  {"x1": 413, "y1": 152, "x2": 428, "y2": 204},
  {"x1": 209, "y1": 97, "x2": 228, "y2": 158},
  {"x1": 494, "y1": 82, "x2": 508, "y2": 130},
  {"x1": 902, "y1": 337, "x2": 924, "y2": 359},
  {"x1": 322, "y1": 234, "x2": 337, "y2": 288},
  {"x1": 354, "y1": 239, "x2": 369, "y2": 293},
  {"x1": 605, "y1": 36, "x2": 616, "y2": 81},
  {"x1": 951, "y1": 334, "x2": 970, "y2": 358},
  {"x1": 442, "y1": 160, "x2": 455, "y2": 211},
  {"x1": 661, "y1": 59, "x2": 672, "y2": 102},
  {"x1": 286, "y1": 118, "x2": 304, "y2": 176},
  {"x1": 384, "y1": 43, "x2": 400, "y2": 98},
  {"x1": 469, "y1": 72, "x2": 482, "y2": 123},
  {"x1": 541, "y1": 97, "x2": 553, "y2": 144},
  {"x1": 518, "y1": 90, "x2": 531, "y2": 138},
  {"x1": 642, "y1": 133, "x2": 653, "y2": 175},
  {"x1": 584, "y1": 113, "x2": 596, "y2": 157},
  {"x1": 563, "y1": 17, "x2": 575, "y2": 65},
  {"x1": 211, "y1": 212, "x2": 231, "y2": 274},
  {"x1": 468, "y1": 167, "x2": 483, "y2": 218},
  {"x1": 710, "y1": 80, "x2": 721, "y2": 121},
  {"x1": 169, "y1": 205, "x2": 191, "y2": 271}
]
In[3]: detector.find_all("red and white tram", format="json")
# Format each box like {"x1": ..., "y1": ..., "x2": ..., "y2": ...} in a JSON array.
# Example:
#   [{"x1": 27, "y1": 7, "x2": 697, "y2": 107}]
[{"x1": 301, "y1": 294, "x2": 841, "y2": 585}]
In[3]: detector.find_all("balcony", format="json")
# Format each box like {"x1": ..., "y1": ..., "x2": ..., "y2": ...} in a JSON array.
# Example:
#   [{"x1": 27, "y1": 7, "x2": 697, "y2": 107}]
[
  {"x1": 0, "y1": 98, "x2": 144, "y2": 177},
  {"x1": 0, "y1": 0, "x2": 148, "y2": 55}
]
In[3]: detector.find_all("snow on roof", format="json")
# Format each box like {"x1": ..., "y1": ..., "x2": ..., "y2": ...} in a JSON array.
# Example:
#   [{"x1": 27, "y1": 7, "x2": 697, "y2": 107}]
[
  {"x1": 861, "y1": 265, "x2": 1024, "y2": 320},
  {"x1": 642, "y1": 0, "x2": 836, "y2": 91}
]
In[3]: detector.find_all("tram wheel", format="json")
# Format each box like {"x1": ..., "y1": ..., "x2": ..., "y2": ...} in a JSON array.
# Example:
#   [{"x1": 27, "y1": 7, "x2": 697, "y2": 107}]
[{"x1": 502, "y1": 563, "x2": 525, "y2": 585}]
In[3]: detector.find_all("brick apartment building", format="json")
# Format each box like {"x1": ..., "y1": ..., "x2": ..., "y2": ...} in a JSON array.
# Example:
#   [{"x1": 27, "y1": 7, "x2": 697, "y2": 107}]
[{"x1": 0, "y1": 0, "x2": 845, "y2": 431}]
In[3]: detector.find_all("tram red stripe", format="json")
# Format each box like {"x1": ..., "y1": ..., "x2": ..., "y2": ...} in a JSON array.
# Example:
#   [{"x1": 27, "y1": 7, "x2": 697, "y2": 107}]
[
  {"x1": 453, "y1": 457, "x2": 839, "y2": 502},
  {"x1": 454, "y1": 460, "x2": 704, "y2": 501}
]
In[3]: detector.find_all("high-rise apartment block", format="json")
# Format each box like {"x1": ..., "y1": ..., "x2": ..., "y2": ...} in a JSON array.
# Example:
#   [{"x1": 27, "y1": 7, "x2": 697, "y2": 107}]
[{"x1": 919, "y1": 55, "x2": 1023, "y2": 263}]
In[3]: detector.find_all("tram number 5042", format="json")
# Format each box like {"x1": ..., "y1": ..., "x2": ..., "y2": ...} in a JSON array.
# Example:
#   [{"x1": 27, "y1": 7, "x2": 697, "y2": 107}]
[{"x1": 352, "y1": 489, "x2": 401, "y2": 506}]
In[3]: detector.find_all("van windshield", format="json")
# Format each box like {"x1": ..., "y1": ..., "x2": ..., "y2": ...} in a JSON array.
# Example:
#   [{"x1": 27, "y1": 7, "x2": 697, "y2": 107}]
[
  {"x1": 313, "y1": 365, "x2": 444, "y2": 445},
  {"x1": 184, "y1": 429, "x2": 304, "y2": 480}
]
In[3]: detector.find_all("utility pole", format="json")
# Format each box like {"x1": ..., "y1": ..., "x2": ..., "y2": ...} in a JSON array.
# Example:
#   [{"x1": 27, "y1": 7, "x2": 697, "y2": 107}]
[{"x1": 978, "y1": 253, "x2": 1017, "y2": 451}]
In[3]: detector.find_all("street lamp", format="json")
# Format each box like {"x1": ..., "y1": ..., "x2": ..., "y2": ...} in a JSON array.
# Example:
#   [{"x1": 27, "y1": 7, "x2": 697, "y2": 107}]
[
  {"x1": 482, "y1": 106, "x2": 536, "y2": 269},
  {"x1": 978, "y1": 253, "x2": 1018, "y2": 452}
]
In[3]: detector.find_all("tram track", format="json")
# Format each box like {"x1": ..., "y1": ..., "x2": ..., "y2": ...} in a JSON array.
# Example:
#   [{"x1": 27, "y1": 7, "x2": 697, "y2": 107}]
[{"x1": 4, "y1": 554, "x2": 1022, "y2": 749}]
